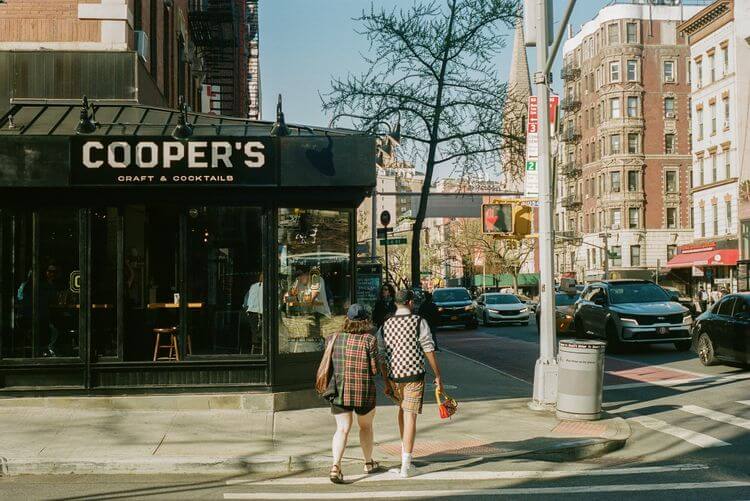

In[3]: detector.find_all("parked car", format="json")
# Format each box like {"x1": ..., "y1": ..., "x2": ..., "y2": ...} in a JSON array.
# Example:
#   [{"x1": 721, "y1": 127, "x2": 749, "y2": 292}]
[
  {"x1": 573, "y1": 279, "x2": 692, "y2": 352},
  {"x1": 476, "y1": 293, "x2": 530, "y2": 326},
  {"x1": 661, "y1": 286, "x2": 698, "y2": 318},
  {"x1": 515, "y1": 294, "x2": 538, "y2": 313},
  {"x1": 691, "y1": 293, "x2": 750, "y2": 367},
  {"x1": 536, "y1": 292, "x2": 581, "y2": 335},
  {"x1": 432, "y1": 287, "x2": 478, "y2": 329}
]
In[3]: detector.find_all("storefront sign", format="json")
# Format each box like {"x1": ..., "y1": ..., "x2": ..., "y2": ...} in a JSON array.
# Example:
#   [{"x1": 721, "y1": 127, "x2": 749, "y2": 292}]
[
  {"x1": 70, "y1": 137, "x2": 275, "y2": 186},
  {"x1": 692, "y1": 266, "x2": 704, "y2": 277},
  {"x1": 679, "y1": 242, "x2": 717, "y2": 254}
]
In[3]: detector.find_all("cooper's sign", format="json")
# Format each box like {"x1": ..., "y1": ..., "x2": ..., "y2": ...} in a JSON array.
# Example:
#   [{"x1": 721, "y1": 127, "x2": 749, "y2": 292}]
[{"x1": 70, "y1": 137, "x2": 275, "y2": 186}]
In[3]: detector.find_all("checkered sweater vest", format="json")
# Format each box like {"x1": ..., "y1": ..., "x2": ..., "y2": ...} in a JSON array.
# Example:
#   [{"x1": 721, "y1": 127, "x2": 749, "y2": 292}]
[{"x1": 382, "y1": 314, "x2": 425, "y2": 381}]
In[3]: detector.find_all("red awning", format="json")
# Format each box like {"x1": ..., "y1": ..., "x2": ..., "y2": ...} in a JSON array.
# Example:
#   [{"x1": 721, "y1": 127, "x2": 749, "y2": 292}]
[{"x1": 665, "y1": 249, "x2": 739, "y2": 268}]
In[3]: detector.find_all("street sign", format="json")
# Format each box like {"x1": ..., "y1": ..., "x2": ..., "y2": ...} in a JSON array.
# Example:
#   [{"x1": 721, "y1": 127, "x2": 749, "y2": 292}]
[
  {"x1": 524, "y1": 160, "x2": 538, "y2": 197},
  {"x1": 380, "y1": 237, "x2": 407, "y2": 246},
  {"x1": 380, "y1": 210, "x2": 391, "y2": 227},
  {"x1": 420, "y1": 271, "x2": 431, "y2": 276},
  {"x1": 376, "y1": 227, "x2": 393, "y2": 238}
]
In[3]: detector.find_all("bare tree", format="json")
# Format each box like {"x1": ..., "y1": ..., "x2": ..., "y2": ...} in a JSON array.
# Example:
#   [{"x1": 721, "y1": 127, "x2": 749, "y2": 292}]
[{"x1": 324, "y1": 0, "x2": 523, "y2": 286}]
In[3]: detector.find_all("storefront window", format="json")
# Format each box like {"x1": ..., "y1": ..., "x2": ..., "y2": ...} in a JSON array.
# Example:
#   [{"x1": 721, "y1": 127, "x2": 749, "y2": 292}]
[
  {"x1": 122, "y1": 205, "x2": 179, "y2": 361},
  {"x1": 277, "y1": 209, "x2": 351, "y2": 354},
  {"x1": 91, "y1": 208, "x2": 119, "y2": 359},
  {"x1": 2, "y1": 210, "x2": 33, "y2": 358},
  {"x1": 186, "y1": 207, "x2": 264, "y2": 356}
]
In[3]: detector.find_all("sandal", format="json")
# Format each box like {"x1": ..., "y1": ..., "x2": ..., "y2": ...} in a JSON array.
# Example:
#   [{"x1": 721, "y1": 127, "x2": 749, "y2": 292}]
[
  {"x1": 364, "y1": 460, "x2": 380, "y2": 474},
  {"x1": 329, "y1": 464, "x2": 344, "y2": 484}
]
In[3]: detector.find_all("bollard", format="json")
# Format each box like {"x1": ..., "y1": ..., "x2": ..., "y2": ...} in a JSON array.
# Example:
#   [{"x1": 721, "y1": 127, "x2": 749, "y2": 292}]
[{"x1": 556, "y1": 339, "x2": 606, "y2": 421}]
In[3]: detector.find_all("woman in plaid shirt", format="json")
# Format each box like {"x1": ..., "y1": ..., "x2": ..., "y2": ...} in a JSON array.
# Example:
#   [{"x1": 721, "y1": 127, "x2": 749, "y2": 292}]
[{"x1": 328, "y1": 304, "x2": 389, "y2": 484}]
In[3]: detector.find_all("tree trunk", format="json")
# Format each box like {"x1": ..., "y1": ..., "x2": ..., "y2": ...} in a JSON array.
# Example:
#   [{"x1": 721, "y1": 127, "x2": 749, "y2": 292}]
[{"x1": 410, "y1": 1, "x2": 457, "y2": 287}]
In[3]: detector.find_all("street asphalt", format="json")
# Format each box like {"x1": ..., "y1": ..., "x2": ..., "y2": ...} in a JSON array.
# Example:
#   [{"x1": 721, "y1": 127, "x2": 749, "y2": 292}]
[{"x1": 2, "y1": 320, "x2": 749, "y2": 500}]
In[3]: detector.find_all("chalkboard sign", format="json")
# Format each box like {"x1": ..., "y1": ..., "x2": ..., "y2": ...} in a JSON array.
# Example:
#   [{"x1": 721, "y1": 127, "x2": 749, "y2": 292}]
[{"x1": 356, "y1": 263, "x2": 382, "y2": 308}]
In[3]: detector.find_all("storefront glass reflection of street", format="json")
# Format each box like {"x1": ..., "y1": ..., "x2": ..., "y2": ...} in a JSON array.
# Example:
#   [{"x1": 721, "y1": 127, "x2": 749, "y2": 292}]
[{"x1": 278, "y1": 209, "x2": 351, "y2": 354}]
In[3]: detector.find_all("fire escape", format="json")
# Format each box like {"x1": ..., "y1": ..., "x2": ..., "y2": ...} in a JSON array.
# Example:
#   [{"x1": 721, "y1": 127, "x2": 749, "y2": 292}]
[{"x1": 188, "y1": 0, "x2": 241, "y2": 116}]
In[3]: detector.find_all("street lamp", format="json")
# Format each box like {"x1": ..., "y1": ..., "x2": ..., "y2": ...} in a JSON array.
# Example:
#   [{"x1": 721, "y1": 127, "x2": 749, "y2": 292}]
[
  {"x1": 75, "y1": 96, "x2": 98, "y2": 135},
  {"x1": 172, "y1": 96, "x2": 193, "y2": 141},
  {"x1": 270, "y1": 94, "x2": 290, "y2": 137}
]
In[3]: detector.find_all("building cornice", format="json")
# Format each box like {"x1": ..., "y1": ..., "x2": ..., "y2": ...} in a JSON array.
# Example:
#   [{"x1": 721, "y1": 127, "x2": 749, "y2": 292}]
[{"x1": 678, "y1": 0, "x2": 733, "y2": 46}]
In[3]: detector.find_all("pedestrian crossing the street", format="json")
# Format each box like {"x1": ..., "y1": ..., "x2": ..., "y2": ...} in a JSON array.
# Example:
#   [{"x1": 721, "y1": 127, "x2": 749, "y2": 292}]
[
  {"x1": 629, "y1": 402, "x2": 750, "y2": 449},
  {"x1": 221, "y1": 463, "x2": 749, "y2": 499}
]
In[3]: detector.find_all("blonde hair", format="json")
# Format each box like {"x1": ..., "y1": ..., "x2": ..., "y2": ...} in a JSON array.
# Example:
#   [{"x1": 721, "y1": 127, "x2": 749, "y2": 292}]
[{"x1": 343, "y1": 318, "x2": 373, "y2": 334}]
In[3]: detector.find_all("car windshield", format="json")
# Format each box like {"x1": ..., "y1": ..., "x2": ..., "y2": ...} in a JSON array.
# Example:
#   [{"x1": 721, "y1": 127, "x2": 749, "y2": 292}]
[
  {"x1": 556, "y1": 293, "x2": 580, "y2": 306},
  {"x1": 485, "y1": 294, "x2": 521, "y2": 305},
  {"x1": 433, "y1": 289, "x2": 471, "y2": 302},
  {"x1": 607, "y1": 283, "x2": 671, "y2": 304}
]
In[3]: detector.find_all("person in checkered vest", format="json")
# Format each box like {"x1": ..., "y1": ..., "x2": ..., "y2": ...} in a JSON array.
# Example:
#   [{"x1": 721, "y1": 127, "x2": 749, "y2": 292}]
[{"x1": 377, "y1": 289, "x2": 444, "y2": 478}]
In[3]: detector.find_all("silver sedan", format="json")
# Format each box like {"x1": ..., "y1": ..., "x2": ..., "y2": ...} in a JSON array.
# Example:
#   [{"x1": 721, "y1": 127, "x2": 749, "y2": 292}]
[{"x1": 475, "y1": 293, "x2": 531, "y2": 326}]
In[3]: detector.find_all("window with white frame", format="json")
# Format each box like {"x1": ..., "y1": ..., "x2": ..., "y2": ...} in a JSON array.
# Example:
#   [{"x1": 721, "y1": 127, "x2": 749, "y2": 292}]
[
  {"x1": 626, "y1": 22, "x2": 637, "y2": 44},
  {"x1": 627, "y1": 170, "x2": 638, "y2": 191},
  {"x1": 697, "y1": 58, "x2": 703, "y2": 86},
  {"x1": 713, "y1": 202, "x2": 719, "y2": 236},
  {"x1": 611, "y1": 172, "x2": 621, "y2": 193},
  {"x1": 626, "y1": 60, "x2": 637, "y2": 81},
  {"x1": 700, "y1": 206, "x2": 706, "y2": 237},
  {"x1": 665, "y1": 170, "x2": 677, "y2": 192},
  {"x1": 627, "y1": 96, "x2": 638, "y2": 117},
  {"x1": 725, "y1": 149, "x2": 731, "y2": 179},
  {"x1": 610, "y1": 61, "x2": 620, "y2": 82},
  {"x1": 611, "y1": 208, "x2": 621, "y2": 229},
  {"x1": 699, "y1": 157, "x2": 705, "y2": 185},
  {"x1": 724, "y1": 96, "x2": 730, "y2": 129},
  {"x1": 608, "y1": 23, "x2": 619, "y2": 44},
  {"x1": 708, "y1": 54, "x2": 715, "y2": 83},
  {"x1": 712, "y1": 153, "x2": 717, "y2": 183},
  {"x1": 722, "y1": 45, "x2": 729, "y2": 75},
  {"x1": 628, "y1": 133, "x2": 639, "y2": 154},
  {"x1": 609, "y1": 97, "x2": 620, "y2": 119},
  {"x1": 666, "y1": 207, "x2": 677, "y2": 229},
  {"x1": 628, "y1": 207, "x2": 639, "y2": 229},
  {"x1": 610, "y1": 246, "x2": 622, "y2": 267},
  {"x1": 710, "y1": 103, "x2": 716, "y2": 135},
  {"x1": 697, "y1": 108, "x2": 704, "y2": 140},
  {"x1": 663, "y1": 60, "x2": 675, "y2": 82},
  {"x1": 630, "y1": 245, "x2": 641, "y2": 266},
  {"x1": 664, "y1": 97, "x2": 675, "y2": 118},
  {"x1": 665, "y1": 134, "x2": 676, "y2": 154},
  {"x1": 610, "y1": 134, "x2": 621, "y2": 154},
  {"x1": 726, "y1": 199, "x2": 733, "y2": 233}
]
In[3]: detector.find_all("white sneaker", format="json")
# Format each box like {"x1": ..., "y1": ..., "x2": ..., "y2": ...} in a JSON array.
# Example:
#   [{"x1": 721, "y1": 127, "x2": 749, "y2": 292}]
[{"x1": 400, "y1": 464, "x2": 418, "y2": 478}]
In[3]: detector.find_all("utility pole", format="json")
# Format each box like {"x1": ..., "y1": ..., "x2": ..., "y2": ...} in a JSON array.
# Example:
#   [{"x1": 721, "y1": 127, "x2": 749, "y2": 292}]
[
  {"x1": 528, "y1": 0, "x2": 577, "y2": 411},
  {"x1": 599, "y1": 230, "x2": 610, "y2": 280}
]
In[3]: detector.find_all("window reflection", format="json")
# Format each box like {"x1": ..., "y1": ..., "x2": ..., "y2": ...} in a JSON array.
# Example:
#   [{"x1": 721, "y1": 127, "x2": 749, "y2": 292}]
[
  {"x1": 278, "y1": 209, "x2": 351, "y2": 354},
  {"x1": 186, "y1": 207, "x2": 263, "y2": 356},
  {"x1": 2, "y1": 210, "x2": 33, "y2": 358},
  {"x1": 91, "y1": 208, "x2": 119, "y2": 359}
]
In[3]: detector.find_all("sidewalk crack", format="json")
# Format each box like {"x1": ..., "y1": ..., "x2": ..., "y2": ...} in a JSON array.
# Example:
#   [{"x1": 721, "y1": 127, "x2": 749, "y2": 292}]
[{"x1": 151, "y1": 432, "x2": 168, "y2": 456}]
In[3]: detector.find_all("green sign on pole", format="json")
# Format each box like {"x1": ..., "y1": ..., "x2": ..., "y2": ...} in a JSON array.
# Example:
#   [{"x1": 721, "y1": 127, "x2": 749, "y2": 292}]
[{"x1": 380, "y1": 237, "x2": 407, "y2": 246}]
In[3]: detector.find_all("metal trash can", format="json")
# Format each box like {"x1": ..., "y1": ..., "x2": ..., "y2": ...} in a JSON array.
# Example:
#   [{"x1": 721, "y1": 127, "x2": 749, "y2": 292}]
[{"x1": 556, "y1": 339, "x2": 606, "y2": 421}]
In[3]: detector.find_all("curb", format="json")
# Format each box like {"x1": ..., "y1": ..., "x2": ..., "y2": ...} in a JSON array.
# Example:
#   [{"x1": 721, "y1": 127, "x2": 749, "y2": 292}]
[{"x1": 1, "y1": 417, "x2": 631, "y2": 476}]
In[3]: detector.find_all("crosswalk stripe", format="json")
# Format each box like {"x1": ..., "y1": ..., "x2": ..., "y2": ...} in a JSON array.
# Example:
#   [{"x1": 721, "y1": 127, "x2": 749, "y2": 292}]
[
  {"x1": 681, "y1": 405, "x2": 750, "y2": 430},
  {"x1": 738, "y1": 400, "x2": 750, "y2": 407},
  {"x1": 630, "y1": 415, "x2": 730, "y2": 448},
  {"x1": 225, "y1": 464, "x2": 709, "y2": 486},
  {"x1": 605, "y1": 372, "x2": 750, "y2": 391},
  {"x1": 223, "y1": 481, "x2": 750, "y2": 499}
]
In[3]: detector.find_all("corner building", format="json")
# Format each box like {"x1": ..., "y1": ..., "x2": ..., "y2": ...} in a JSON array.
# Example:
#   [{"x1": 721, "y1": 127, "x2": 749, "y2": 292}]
[{"x1": 557, "y1": 1, "x2": 709, "y2": 284}]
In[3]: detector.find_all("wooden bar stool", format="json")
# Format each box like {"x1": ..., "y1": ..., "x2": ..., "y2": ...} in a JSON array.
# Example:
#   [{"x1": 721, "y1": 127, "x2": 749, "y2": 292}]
[{"x1": 152, "y1": 327, "x2": 179, "y2": 361}]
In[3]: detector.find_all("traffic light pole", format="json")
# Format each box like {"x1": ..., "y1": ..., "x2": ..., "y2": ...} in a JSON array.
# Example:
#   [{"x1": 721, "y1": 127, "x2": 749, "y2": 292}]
[{"x1": 530, "y1": 0, "x2": 577, "y2": 411}]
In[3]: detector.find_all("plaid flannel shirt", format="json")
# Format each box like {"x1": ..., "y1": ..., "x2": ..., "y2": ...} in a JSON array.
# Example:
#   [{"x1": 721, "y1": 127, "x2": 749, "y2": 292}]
[{"x1": 330, "y1": 332, "x2": 381, "y2": 408}]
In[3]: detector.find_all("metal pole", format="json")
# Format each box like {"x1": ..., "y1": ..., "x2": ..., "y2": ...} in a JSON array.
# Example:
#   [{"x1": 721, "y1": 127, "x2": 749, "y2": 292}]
[
  {"x1": 371, "y1": 190, "x2": 377, "y2": 258},
  {"x1": 531, "y1": 0, "x2": 558, "y2": 410},
  {"x1": 602, "y1": 232, "x2": 609, "y2": 280},
  {"x1": 384, "y1": 237, "x2": 390, "y2": 285},
  {"x1": 656, "y1": 259, "x2": 660, "y2": 285}
]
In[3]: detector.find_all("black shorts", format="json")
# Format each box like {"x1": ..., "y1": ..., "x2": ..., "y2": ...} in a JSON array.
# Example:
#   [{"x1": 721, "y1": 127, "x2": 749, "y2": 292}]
[{"x1": 331, "y1": 403, "x2": 375, "y2": 416}]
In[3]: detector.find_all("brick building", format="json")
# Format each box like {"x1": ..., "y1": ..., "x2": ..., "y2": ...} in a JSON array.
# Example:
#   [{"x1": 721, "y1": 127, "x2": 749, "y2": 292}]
[
  {"x1": 556, "y1": 1, "x2": 710, "y2": 284},
  {"x1": 0, "y1": 0, "x2": 250, "y2": 118}
]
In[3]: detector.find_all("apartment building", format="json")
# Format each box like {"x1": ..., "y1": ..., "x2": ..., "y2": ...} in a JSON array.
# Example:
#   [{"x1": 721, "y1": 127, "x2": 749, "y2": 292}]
[
  {"x1": 675, "y1": 0, "x2": 750, "y2": 293},
  {"x1": 0, "y1": 0, "x2": 250, "y2": 118},
  {"x1": 556, "y1": 1, "x2": 708, "y2": 283}
]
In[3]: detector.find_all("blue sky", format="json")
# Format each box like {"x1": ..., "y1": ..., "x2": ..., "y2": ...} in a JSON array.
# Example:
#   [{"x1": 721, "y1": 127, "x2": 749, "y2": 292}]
[{"x1": 259, "y1": 0, "x2": 612, "y2": 127}]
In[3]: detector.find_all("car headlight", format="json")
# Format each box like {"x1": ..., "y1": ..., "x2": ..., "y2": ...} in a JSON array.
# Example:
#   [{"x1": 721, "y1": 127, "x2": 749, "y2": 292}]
[
  {"x1": 465, "y1": 305, "x2": 475, "y2": 311},
  {"x1": 620, "y1": 317, "x2": 638, "y2": 326},
  {"x1": 683, "y1": 314, "x2": 693, "y2": 325},
  {"x1": 519, "y1": 307, "x2": 528, "y2": 313},
  {"x1": 438, "y1": 307, "x2": 444, "y2": 312}
]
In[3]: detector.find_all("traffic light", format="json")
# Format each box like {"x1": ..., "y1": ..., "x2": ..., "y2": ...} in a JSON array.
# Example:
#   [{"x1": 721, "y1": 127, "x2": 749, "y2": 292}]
[
  {"x1": 482, "y1": 203, "x2": 513, "y2": 234},
  {"x1": 482, "y1": 202, "x2": 533, "y2": 237}
]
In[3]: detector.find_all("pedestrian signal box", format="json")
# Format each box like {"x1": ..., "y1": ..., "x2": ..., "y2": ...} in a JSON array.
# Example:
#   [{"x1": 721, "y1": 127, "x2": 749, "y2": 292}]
[
  {"x1": 482, "y1": 203, "x2": 513, "y2": 234},
  {"x1": 482, "y1": 202, "x2": 534, "y2": 238}
]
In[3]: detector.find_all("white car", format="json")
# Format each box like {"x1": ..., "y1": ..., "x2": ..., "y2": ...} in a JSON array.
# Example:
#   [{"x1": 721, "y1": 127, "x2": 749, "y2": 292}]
[{"x1": 475, "y1": 293, "x2": 531, "y2": 326}]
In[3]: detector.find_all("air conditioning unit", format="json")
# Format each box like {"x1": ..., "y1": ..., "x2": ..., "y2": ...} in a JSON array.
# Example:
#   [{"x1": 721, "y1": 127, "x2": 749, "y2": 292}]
[
  {"x1": 723, "y1": 120, "x2": 730, "y2": 129},
  {"x1": 135, "y1": 30, "x2": 149, "y2": 64},
  {"x1": 665, "y1": 75, "x2": 675, "y2": 83},
  {"x1": 665, "y1": 111, "x2": 675, "y2": 119}
]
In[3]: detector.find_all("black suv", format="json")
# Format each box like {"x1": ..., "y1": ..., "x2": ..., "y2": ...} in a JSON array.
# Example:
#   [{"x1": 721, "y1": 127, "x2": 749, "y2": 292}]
[
  {"x1": 432, "y1": 287, "x2": 478, "y2": 329},
  {"x1": 573, "y1": 280, "x2": 692, "y2": 352}
]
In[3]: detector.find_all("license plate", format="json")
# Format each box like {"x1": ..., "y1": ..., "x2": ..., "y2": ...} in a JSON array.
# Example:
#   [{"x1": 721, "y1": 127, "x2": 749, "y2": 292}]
[
  {"x1": 657, "y1": 327, "x2": 669, "y2": 335},
  {"x1": 451, "y1": 315, "x2": 458, "y2": 320}
]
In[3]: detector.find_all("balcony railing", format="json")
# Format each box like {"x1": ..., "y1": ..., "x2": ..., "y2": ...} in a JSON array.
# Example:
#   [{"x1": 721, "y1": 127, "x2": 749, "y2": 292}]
[
  {"x1": 560, "y1": 162, "x2": 582, "y2": 178},
  {"x1": 557, "y1": 230, "x2": 582, "y2": 243},
  {"x1": 561, "y1": 64, "x2": 581, "y2": 81},
  {"x1": 559, "y1": 96, "x2": 581, "y2": 112},
  {"x1": 560, "y1": 127, "x2": 581, "y2": 143},
  {"x1": 561, "y1": 194, "x2": 582, "y2": 209}
]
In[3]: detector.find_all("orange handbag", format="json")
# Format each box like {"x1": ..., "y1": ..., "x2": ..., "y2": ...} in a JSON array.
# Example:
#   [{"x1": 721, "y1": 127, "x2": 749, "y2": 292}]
[{"x1": 435, "y1": 388, "x2": 458, "y2": 419}]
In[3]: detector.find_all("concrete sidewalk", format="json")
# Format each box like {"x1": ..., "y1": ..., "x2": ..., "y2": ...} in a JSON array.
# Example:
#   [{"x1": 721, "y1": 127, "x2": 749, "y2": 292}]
[{"x1": 0, "y1": 350, "x2": 630, "y2": 475}]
